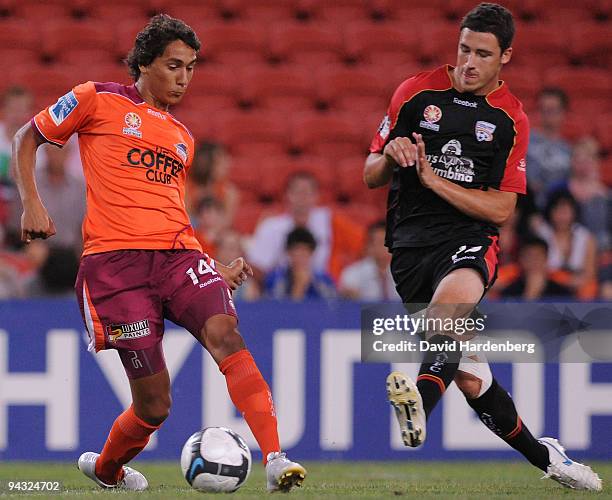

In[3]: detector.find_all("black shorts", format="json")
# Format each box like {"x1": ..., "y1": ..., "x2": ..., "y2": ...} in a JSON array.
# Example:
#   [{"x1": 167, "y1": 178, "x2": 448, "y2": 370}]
[{"x1": 390, "y1": 235, "x2": 500, "y2": 303}]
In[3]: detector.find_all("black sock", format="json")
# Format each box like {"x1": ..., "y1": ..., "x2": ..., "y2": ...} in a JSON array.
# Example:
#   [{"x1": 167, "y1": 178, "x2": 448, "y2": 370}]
[
  {"x1": 467, "y1": 378, "x2": 550, "y2": 471},
  {"x1": 416, "y1": 335, "x2": 461, "y2": 419}
]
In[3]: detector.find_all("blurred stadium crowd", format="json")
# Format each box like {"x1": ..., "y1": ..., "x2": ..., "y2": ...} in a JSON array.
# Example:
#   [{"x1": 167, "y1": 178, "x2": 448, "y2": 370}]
[{"x1": 0, "y1": 0, "x2": 610, "y2": 301}]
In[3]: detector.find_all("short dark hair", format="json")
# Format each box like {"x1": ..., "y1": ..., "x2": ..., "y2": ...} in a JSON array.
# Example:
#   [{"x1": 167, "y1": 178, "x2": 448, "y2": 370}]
[
  {"x1": 286, "y1": 226, "x2": 317, "y2": 251},
  {"x1": 544, "y1": 189, "x2": 580, "y2": 223},
  {"x1": 538, "y1": 87, "x2": 569, "y2": 110},
  {"x1": 126, "y1": 14, "x2": 201, "y2": 81},
  {"x1": 520, "y1": 234, "x2": 549, "y2": 254},
  {"x1": 2, "y1": 86, "x2": 31, "y2": 106},
  {"x1": 460, "y1": 3, "x2": 515, "y2": 52},
  {"x1": 368, "y1": 219, "x2": 386, "y2": 236}
]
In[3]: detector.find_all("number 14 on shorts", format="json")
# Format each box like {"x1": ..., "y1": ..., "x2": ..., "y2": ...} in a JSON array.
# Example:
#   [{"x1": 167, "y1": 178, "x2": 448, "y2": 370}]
[{"x1": 186, "y1": 258, "x2": 218, "y2": 286}]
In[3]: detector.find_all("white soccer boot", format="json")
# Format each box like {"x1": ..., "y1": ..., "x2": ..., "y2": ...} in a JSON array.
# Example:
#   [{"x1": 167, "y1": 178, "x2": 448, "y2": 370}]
[
  {"x1": 78, "y1": 451, "x2": 148, "y2": 491},
  {"x1": 386, "y1": 371, "x2": 427, "y2": 447},
  {"x1": 538, "y1": 437, "x2": 602, "y2": 491},
  {"x1": 265, "y1": 452, "x2": 307, "y2": 492}
]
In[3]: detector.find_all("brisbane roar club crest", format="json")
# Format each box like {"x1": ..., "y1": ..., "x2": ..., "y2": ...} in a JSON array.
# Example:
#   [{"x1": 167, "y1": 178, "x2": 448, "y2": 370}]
[
  {"x1": 123, "y1": 112, "x2": 142, "y2": 138},
  {"x1": 420, "y1": 105, "x2": 442, "y2": 132}
]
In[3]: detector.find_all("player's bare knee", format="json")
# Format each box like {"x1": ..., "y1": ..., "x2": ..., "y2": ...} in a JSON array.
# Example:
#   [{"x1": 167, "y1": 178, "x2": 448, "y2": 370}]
[
  {"x1": 134, "y1": 390, "x2": 172, "y2": 425},
  {"x1": 454, "y1": 370, "x2": 482, "y2": 400},
  {"x1": 202, "y1": 315, "x2": 245, "y2": 362}
]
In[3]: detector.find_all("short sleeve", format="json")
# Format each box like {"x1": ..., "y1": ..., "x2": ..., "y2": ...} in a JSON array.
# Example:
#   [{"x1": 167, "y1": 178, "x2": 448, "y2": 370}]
[
  {"x1": 369, "y1": 77, "x2": 420, "y2": 154},
  {"x1": 491, "y1": 111, "x2": 529, "y2": 194},
  {"x1": 32, "y1": 81, "x2": 97, "y2": 147}
]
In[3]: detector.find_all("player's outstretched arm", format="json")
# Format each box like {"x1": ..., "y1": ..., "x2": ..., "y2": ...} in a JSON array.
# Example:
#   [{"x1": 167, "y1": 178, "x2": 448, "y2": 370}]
[
  {"x1": 11, "y1": 122, "x2": 56, "y2": 243},
  {"x1": 364, "y1": 137, "x2": 418, "y2": 188},
  {"x1": 413, "y1": 133, "x2": 516, "y2": 226}
]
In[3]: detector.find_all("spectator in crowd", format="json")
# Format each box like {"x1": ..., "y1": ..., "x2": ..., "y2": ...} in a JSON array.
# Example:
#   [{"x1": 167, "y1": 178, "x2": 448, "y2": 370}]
[
  {"x1": 27, "y1": 245, "x2": 80, "y2": 297},
  {"x1": 500, "y1": 235, "x2": 573, "y2": 300},
  {"x1": 193, "y1": 196, "x2": 229, "y2": 258},
  {"x1": 248, "y1": 171, "x2": 365, "y2": 283},
  {"x1": 0, "y1": 86, "x2": 33, "y2": 186},
  {"x1": 527, "y1": 87, "x2": 572, "y2": 208},
  {"x1": 9, "y1": 142, "x2": 85, "y2": 254},
  {"x1": 0, "y1": 224, "x2": 48, "y2": 298},
  {"x1": 339, "y1": 220, "x2": 398, "y2": 301},
  {"x1": 216, "y1": 229, "x2": 261, "y2": 301},
  {"x1": 265, "y1": 227, "x2": 335, "y2": 301},
  {"x1": 537, "y1": 190, "x2": 598, "y2": 298},
  {"x1": 187, "y1": 141, "x2": 240, "y2": 224},
  {"x1": 547, "y1": 136, "x2": 609, "y2": 250}
]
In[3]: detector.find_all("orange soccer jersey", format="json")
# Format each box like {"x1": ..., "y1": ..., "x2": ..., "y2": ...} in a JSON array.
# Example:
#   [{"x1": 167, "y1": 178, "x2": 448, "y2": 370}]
[{"x1": 32, "y1": 81, "x2": 202, "y2": 256}]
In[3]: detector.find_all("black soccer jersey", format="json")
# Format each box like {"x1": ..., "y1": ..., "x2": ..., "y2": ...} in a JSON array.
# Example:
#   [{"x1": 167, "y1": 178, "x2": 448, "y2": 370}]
[{"x1": 370, "y1": 65, "x2": 528, "y2": 249}]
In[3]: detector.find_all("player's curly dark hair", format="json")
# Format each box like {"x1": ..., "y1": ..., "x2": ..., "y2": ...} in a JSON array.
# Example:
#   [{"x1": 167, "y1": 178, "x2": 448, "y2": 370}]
[
  {"x1": 460, "y1": 3, "x2": 515, "y2": 53},
  {"x1": 126, "y1": 14, "x2": 201, "y2": 81}
]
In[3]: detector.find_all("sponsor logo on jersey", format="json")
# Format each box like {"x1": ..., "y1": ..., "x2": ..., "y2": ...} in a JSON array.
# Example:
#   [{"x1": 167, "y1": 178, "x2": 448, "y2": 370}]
[
  {"x1": 441, "y1": 139, "x2": 462, "y2": 156},
  {"x1": 49, "y1": 91, "x2": 78, "y2": 126},
  {"x1": 475, "y1": 120, "x2": 496, "y2": 142},
  {"x1": 420, "y1": 105, "x2": 442, "y2": 131},
  {"x1": 377, "y1": 114, "x2": 391, "y2": 140},
  {"x1": 123, "y1": 112, "x2": 142, "y2": 138},
  {"x1": 518, "y1": 158, "x2": 526, "y2": 171},
  {"x1": 175, "y1": 142, "x2": 188, "y2": 162},
  {"x1": 428, "y1": 140, "x2": 475, "y2": 183},
  {"x1": 106, "y1": 319, "x2": 150, "y2": 342},
  {"x1": 453, "y1": 97, "x2": 477, "y2": 108},
  {"x1": 147, "y1": 108, "x2": 167, "y2": 120},
  {"x1": 125, "y1": 147, "x2": 186, "y2": 185},
  {"x1": 451, "y1": 245, "x2": 483, "y2": 263}
]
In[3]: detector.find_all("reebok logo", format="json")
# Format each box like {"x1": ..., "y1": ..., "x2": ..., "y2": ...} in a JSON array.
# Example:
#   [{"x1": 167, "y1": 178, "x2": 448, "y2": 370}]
[{"x1": 453, "y1": 97, "x2": 477, "y2": 108}]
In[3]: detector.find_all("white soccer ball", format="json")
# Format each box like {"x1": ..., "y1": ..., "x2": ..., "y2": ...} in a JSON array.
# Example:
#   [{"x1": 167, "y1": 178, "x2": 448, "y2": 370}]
[{"x1": 180, "y1": 427, "x2": 252, "y2": 493}]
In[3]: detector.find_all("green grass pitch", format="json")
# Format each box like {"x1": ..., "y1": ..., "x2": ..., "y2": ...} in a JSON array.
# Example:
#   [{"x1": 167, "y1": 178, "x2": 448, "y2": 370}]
[{"x1": 0, "y1": 461, "x2": 610, "y2": 499}]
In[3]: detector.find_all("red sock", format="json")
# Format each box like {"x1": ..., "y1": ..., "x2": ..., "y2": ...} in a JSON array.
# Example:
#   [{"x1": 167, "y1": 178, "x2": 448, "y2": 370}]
[
  {"x1": 219, "y1": 349, "x2": 280, "y2": 463},
  {"x1": 95, "y1": 405, "x2": 160, "y2": 485}
]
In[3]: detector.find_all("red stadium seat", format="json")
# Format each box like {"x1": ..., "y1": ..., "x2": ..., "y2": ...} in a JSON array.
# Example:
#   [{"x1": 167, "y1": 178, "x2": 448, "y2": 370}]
[
  {"x1": 12, "y1": 0, "x2": 71, "y2": 21},
  {"x1": 114, "y1": 20, "x2": 146, "y2": 64},
  {"x1": 87, "y1": 2, "x2": 149, "y2": 26},
  {"x1": 343, "y1": 21, "x2": 423, "y2": 67},
  {"x1": 511, "y1": 22, "x2": 570, "y2": 67},
  {"x1": 315, "y1": 66, "x2": 390, "y2": 114},
  {"x1": 601, "y1": 158, "x2": 612, "y2": 188},
  {"x1": 569, "y1": 22, "x2": 612, "y2": 67},
  {"x1": 240, "y1": 65, "x2": 317, "y2": 112},
  {"x1": 291, "y1": 112, "x2": 369, "y2": 161},
  {"x1": 0, "y1": 20, "x2": 42, "y2": 65},
  {"x1": 186, "y1": 65, "x2": 240, "y2": 100},
  {"x1": 371, "y1": 0, "x2": 450, "y2": 21},
  {"x1": 269, "y1": 24, "x2": 344, "y2": 65},
  {"x1": 306, "y1": 0, "x2": 372, "y2": 23},
  {"x1": 220, "y1": 0, "x2": 299, "y2": 22},
  {"x1": 154, "y1": 1, "x2": 221, "y2": 24},
  {"x1": 9, "y1": 65, "x2": 81, "y2": 101},
  {"x1": 232, "y1": 201, "x2": 270, "y2": 234},
  {"x1": 543, "y1": 67, "x2": 611, "y2": 103},
  {"x1": 194, "y1": 22, "x2": 269, "y2": 66},
  {"x1": 41, "y1": 20, "x2": 116, "y2": 65},
  {"x1": 241, "y1": 155, "x2": 335, "y2": 202},
  {"x1": 213, "y1": 111, "x2": 290, "y2": 157},
  {"x1": 501, "y1": 66, "x2": 542, "y2": 104},
  {"x1": 418, "y1": 22, "x2": 461, "y2": 66}
]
